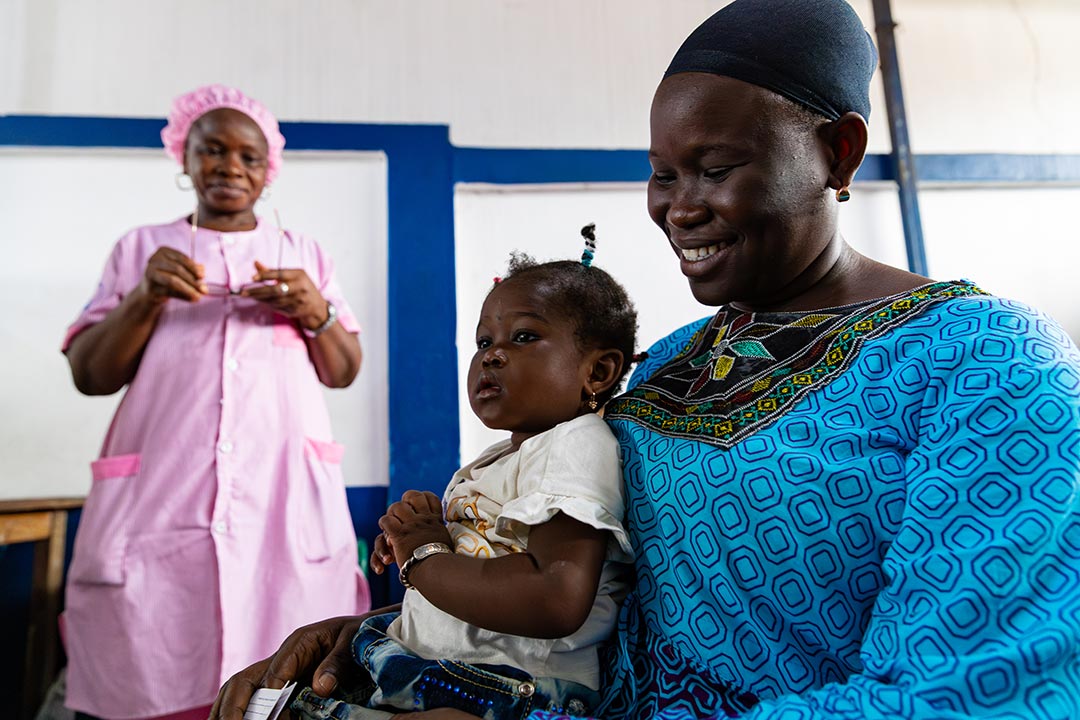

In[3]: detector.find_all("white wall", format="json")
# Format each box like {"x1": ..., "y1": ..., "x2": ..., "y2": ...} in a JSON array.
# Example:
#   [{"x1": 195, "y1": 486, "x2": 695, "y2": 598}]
[
  {"x1": 3, "y1": 1, "x2": 1079, "y2": 153},
  {"x1": 0, "y1": 148, "x2": 388, "y2": 500}
]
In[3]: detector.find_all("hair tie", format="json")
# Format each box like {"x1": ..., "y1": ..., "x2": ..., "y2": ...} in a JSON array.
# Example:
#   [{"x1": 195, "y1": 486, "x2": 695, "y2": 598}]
[
  {"x1": 492, "y1": 276, "x2": 503, "y2": 285},
  {"x1": 632, "y1": 352, "x2": 649, "y2": 363},
  {"x1": 580, "y1": 224, "x2": 597, "y2": 267}
]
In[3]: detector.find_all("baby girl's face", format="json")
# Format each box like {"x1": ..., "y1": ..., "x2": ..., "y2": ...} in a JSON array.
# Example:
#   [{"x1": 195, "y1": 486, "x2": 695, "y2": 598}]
[{"x1": 469, "y1": 279, "x2": 591, "y2": 447}]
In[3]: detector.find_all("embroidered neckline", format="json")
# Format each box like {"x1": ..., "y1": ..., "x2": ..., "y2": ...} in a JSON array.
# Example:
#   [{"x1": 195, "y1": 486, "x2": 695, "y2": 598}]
[{"x1": 606, "y1": 280, "x2": 987, "y2": 448}]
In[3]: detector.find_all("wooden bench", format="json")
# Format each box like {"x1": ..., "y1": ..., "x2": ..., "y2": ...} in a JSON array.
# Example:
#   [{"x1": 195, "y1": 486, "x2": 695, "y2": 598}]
[{"x1": 0, "y1": 498, "x2": 84, "y2": 720}]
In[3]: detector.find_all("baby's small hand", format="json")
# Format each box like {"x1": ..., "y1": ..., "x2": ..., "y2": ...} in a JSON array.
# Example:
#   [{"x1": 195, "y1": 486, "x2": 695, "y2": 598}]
[
  {"x1": 369, "y1": 533, "x2": 396, "y2": 574},
  {"x1": 379, "y1": 490, "x2": 451, "y2": 566}
]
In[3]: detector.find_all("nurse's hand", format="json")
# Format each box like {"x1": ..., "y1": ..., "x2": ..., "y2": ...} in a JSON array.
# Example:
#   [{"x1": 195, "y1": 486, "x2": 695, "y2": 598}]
[
  {"x1": 139, "y1": 247, "x2": 206, "y2": 303},
  {"x1": 208, "y1": 614, "x2": 367, "y2": 720},
  {"x1": 242, "y1": 260, "x2": 329, "y2": 331}
]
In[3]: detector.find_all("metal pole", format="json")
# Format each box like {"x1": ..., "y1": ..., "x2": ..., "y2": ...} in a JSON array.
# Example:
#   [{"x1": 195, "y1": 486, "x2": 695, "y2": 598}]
[{"x1": 871, "y1": 0, "x2": 929, "y2": 276}]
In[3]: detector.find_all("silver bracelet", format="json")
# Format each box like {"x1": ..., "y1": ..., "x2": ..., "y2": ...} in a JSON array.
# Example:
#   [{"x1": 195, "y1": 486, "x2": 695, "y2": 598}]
[{"x1": 304, "y1": 302, "x2": 338, "y2": 338}]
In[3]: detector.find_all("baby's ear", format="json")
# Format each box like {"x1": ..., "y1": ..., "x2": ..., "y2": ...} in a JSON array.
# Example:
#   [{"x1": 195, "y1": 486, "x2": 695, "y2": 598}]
[{"x1": 586, "y1": 348, "x2": 625, "y2": 396}]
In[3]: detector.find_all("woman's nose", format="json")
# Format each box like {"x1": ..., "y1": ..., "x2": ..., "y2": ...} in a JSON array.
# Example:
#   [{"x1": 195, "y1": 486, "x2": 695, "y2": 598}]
[
  {"x1": 668, "y1": 186, "x2": 710, "y2": 228},
  {"x1": 220, "y1": 151, "x2": 243, "y2": 175}
]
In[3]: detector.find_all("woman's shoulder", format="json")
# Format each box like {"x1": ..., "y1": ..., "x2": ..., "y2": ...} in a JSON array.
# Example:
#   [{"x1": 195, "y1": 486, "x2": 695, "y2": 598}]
[
  {"x1": 863, "y1": 282, "x2": 1080, "y2": 397},
  {"x1": 896, "y1": 281, "x2": 1078, "y2": 356},
  {"x1": 628, "y1": 316, "x2": 714, "y2": 391}
]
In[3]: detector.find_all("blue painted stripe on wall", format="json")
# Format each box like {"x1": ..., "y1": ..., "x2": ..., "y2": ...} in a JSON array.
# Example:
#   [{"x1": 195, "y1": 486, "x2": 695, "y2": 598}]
[
  {"x1": 451, "y1": 145, "x2": 1080, "y2": 185},
  {"x1": 917, "y1": 153, "x2": 1080, "y2": 183},
  {"x1": 4, "y1": 116, "x2": 1080, "y2": 184},
  {"x1": 0, "y1": 115, "x2": 165, "y2": 147},
  {"x1": 453, "y1": 147, "x2": 651, "y2": 184}
]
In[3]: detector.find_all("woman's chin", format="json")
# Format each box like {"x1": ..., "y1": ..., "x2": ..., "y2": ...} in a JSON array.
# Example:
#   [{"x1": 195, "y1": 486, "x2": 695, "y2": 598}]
[
  {"x1": 198, "y1": 201, "x2": 258, "y2": 220},
  {"x1": 687, "y1": 279, "x2": 733, "y2": 307}
]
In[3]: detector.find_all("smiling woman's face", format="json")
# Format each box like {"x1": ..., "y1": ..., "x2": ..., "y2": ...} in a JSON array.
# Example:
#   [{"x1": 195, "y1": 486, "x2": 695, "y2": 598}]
[
  {"x1": 184, "y1": 108, "x2": 269, "y2": 226},
  {"x1": 647, "y1": 73, "x2": 839, "y2": 309}
]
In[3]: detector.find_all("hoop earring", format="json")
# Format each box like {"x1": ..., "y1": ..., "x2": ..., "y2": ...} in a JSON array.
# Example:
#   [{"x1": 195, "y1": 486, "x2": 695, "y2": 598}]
[
  {"x1": 259, "y1": 185, "x2": 272, "y2": 201},
  {"x1": 175, "y1": 172, "x2": 194, "y2": 191},
  {"x1": 586, "y1": 394, "x2": 599, "y2": 412},
  {"x1": 836, "y1": 186, "x2": 851, "y2": 203}
]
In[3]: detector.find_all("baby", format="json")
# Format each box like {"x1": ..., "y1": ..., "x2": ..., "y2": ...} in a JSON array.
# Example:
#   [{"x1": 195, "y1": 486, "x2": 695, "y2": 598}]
[{"x1": 293, "y1": 230, "x2": 638, "y2": 719}]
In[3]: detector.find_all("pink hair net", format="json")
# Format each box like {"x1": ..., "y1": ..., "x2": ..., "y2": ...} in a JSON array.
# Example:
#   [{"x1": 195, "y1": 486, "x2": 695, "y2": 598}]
[{"x1": 161, "y1": 84, "x2": 286, "y2": 185}]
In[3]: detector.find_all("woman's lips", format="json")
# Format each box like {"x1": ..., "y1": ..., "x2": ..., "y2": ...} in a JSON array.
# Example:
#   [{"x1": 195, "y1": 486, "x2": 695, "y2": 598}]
[
  {"x1": 207, "y1": 184, "x2": 247, "y2": 199},
  {"x1": 675, "y1": 239, "x2": 737, "y2": 278}
]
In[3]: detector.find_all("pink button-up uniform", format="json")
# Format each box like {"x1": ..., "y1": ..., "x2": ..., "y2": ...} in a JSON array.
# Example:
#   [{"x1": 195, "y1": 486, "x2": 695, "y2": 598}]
[{"x1": 62, "y1": 217, "x2": 371, "y2": 719}]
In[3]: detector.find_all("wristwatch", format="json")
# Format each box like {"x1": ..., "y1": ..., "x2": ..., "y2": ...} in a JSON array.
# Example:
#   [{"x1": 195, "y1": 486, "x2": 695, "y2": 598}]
[
  {"x1": 399, "y1": 542, "x2": 452, "y2": 590},
  {"x1": 304, "y1": 302, "x2": 338, "y2": 338}
]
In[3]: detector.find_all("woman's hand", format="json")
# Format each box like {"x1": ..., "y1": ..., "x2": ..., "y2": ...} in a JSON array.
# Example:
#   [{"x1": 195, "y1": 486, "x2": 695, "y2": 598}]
[
  {"x1": 208, "y1": 614, "x2": 372, "y2": 720},
  {"x1": 139, "y1": 247, "x2": 206, "y2": 303},
  {"x1": 66, "y1": 246, "x2": 205, "y2": 394},
  {"x1": 379, "y1": 490, "x2": 452, "y2": 567},
  {"x1": 244, "y1": 260, "x2": 362, "y2": 389},
  {"x1": 242, "y1": 260, "x2": 330, "y2": 331}
]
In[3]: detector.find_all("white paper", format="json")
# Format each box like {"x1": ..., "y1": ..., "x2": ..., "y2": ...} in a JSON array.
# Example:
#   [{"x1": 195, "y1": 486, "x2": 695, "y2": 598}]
[{"x1": 242, "y1": 681, "x2": 297, "y2": 720}]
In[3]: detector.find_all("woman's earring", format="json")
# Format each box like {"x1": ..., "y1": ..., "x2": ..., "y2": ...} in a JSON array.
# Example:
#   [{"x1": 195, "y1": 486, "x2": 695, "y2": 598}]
[
  {"x1": 259, "y1": 185, "x2": 273, "y2": 201},
  {"x1": 175, "y1": 172, "x2": 194, "y2": 191},
  {"x1": 586, "y1": 394, "x2": 599, "y2": 411},
  {"x1": 836, "y1": 186, "x2": 851, "y2": 203}
]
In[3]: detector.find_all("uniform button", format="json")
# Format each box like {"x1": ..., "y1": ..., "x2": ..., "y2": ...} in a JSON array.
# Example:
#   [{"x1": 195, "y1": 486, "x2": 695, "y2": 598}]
[
  {"x1": 517, "y1": 682, "x2": 535, "y2": 697},
  {"x1": 226, "y1": 358, "x2": 239, "y2": 371},
  {"x1": 212, "y1": 521, "x2": 227, "y2": 534},
  {"x1": 219, "y1": 440, "x2": 233, "y2": 454}
]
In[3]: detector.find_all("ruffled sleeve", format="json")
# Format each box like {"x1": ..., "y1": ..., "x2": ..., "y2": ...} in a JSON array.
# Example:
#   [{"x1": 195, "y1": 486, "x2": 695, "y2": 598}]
[{"x1": 496, "y1": 414, "x2": 631, "y2": 560}]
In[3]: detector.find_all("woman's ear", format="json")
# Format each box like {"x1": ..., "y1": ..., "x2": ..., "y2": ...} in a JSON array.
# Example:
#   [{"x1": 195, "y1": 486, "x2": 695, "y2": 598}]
[
  {"x1": 583, "y1": 349, "x2": 625, "y2": 399},
  {"x1": 823, "y1": 112, "x2": 868, "y2": 191}
]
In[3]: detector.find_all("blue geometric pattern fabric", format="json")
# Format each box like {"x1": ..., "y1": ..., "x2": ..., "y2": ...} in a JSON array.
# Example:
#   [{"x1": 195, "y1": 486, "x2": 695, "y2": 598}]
[{"x1": 532, "y1": 291, "x2": 1080, "y2": 719}]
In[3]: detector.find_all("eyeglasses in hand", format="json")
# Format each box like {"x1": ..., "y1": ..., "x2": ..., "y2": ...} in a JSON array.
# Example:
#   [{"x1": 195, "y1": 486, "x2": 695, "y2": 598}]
[{"x1": 188, "y1": 206, "x2": 286, "y2": 296}]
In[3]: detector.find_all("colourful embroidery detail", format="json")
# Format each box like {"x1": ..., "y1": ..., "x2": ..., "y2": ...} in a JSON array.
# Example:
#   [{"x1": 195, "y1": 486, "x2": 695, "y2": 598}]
[{"x1": 606, "y1": 281, "x2": 986, "y2": 448}]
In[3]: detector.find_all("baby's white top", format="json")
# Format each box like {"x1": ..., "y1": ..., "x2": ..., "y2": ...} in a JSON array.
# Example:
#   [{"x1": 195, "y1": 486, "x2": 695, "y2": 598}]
[{"x1": 388, "y1": 413, "x2": 632, "y2": 690}]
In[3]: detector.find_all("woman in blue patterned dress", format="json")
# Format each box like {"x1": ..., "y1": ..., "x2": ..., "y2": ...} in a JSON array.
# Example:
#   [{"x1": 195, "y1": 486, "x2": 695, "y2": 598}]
[{"x1": 212, "y1": 0, "x2": 1080, "y2": 718}]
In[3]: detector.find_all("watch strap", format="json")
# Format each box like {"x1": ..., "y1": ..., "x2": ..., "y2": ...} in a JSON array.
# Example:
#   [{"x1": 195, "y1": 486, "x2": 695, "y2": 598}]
[
  {"x1": 304, "y1": 301, "x2": 338, "y2": 338},
  {"x1": 399, "y1": 542, "x2": 452, "y2": 590}
]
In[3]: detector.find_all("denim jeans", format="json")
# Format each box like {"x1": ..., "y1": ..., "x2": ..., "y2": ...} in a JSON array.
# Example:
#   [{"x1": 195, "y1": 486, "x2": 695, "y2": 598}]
[{"x1": 291, "y1": 612, "x2": 599, "y2": 720}]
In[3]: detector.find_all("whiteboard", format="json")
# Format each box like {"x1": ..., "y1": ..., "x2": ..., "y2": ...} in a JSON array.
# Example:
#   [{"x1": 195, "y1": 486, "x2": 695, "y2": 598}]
[{"x1": 0, "y1": 147, "x2": 389, "y2": 499}]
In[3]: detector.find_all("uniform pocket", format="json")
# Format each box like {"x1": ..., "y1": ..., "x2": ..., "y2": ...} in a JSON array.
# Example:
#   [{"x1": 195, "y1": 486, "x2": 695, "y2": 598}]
[
  {"x1": 69, "y1": 453, "x2": 140, "y2": 586},
  {"x1": 301, "y1": 438, "x2": 354, "y2": 561}
]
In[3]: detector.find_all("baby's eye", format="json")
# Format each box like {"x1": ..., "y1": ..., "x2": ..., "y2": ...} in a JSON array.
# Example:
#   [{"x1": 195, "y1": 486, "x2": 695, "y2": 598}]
[
  {"x1": 512, "y1": 331, "x2": 538, "y2": 343},
  {"x1": 476, "y1": 337, "x2": 492, "y2": 350}
]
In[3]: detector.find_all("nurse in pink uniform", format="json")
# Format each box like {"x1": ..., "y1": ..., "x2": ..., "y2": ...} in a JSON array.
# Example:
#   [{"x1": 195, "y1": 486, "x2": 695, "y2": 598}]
[{"x1": 62, "y1": 84, "x2": 371, "y2": 720}]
